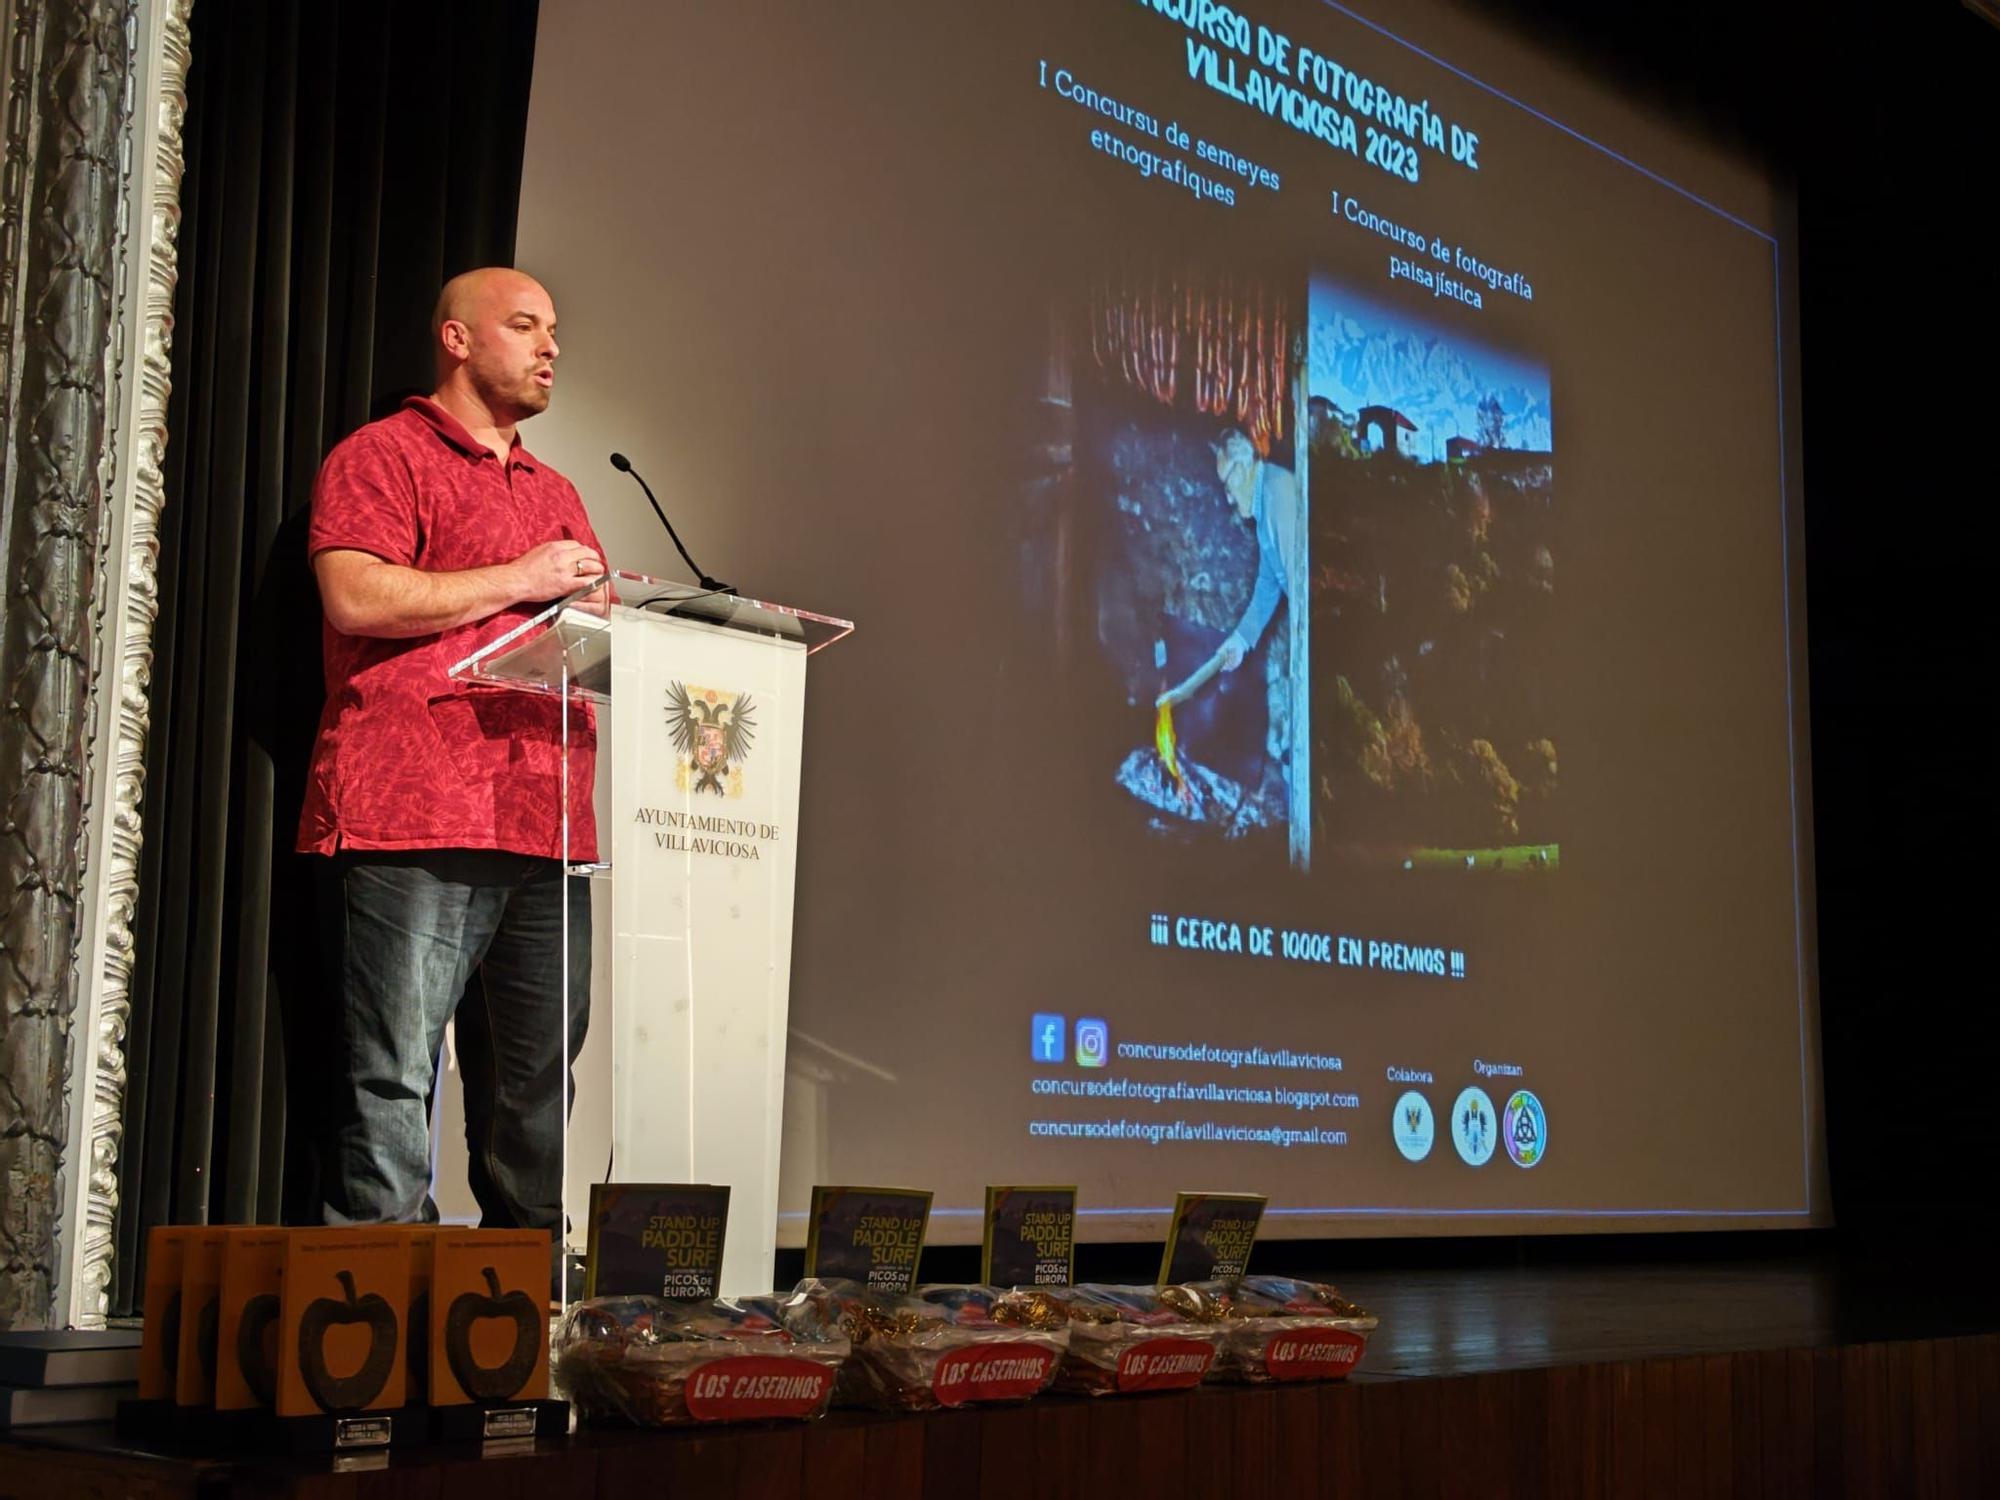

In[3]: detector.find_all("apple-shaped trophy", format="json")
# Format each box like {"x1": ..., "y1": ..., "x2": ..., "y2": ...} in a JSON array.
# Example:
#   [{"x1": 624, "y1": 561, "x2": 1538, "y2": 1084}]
[
  {"x1": 297, "y1": 1269, "x2": 398, "y2": 1412},
  {"x1": 444, "y1": 1267, "x2": 540, "y2": 1401},
  {"x1": 236, "y1": 1293, "x2": 281, "y2": 1405}
]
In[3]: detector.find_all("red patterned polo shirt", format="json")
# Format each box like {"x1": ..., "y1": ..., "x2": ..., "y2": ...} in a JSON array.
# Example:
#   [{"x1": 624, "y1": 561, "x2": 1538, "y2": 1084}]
[{"x1": 298, "y1": 396, "x2": 601, "y2": 861}]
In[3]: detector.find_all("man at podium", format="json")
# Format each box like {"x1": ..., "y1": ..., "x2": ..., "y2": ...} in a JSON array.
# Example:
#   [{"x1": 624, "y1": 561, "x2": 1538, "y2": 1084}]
[{"x1": 298, "y1": 267, "x2": 604, "y2": 1237}]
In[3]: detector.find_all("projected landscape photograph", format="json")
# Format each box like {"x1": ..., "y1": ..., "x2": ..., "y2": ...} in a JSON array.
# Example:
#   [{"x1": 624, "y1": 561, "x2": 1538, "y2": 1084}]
[
  {"x1": 1014, "y1": 262, "x2": 1311, "y2": 870},
  {"x1": 1306, "y1": 272, "x2": 1559, "y2": 874}
]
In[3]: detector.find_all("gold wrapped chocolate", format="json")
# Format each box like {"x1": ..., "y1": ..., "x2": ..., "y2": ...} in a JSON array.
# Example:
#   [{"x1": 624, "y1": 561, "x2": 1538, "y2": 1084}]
[
  {"x1": 1063, "y1": 1300, "x2": 1124, "y2": 1327},
  {"x1": 1312, "y1": 1289, "x2": 1369, "y2": 1320},
  {"x1": 1157, "y1": 1284, "x2": 1226, "y2": 1322},
  {"x1": 840, "y1": 1302, "x2": 941, "y2": 1345},
  {"x1": 991, "y1": 1290, "x2": 1069, "y2": 1330}
]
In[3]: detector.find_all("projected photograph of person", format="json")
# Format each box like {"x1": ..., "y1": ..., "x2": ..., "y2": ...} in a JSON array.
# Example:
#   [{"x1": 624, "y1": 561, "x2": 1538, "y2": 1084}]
[
  {"x1": 1306, "y1": 271, "x2": 1558, "y2": 874},
  {"x1": 1016, "y1": 261, "x2": 1312, "y2": 870}
]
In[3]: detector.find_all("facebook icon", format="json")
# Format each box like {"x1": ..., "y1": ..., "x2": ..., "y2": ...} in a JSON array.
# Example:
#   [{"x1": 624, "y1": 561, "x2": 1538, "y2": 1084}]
[{"x1": 1030, "y1": 1013, "x2": 1066, "y2": 1064}]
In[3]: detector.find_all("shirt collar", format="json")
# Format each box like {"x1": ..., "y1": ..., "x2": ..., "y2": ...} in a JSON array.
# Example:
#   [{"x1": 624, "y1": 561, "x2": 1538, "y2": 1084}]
[{"x1": 403, "y1": 395, "x2": 540, "y2": 472}]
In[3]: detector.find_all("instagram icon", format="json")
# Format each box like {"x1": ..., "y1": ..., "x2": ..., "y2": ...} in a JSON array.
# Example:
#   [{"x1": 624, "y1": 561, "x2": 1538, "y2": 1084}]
[{"x1": 1074, "y1": 1018, "x2": 1109, "y2": 1068}]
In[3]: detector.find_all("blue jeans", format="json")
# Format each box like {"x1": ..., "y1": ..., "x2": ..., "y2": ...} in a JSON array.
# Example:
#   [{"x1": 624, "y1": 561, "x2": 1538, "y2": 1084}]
[{"x1": 318, "y1": 850, "x2": 589, "y2": 1230}]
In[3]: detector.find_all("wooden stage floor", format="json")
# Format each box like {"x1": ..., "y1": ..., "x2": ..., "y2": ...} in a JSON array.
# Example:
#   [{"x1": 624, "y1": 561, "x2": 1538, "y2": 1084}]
[{"x1": 6, "y1": 1244, "x2": 1996, "y2": 1498}]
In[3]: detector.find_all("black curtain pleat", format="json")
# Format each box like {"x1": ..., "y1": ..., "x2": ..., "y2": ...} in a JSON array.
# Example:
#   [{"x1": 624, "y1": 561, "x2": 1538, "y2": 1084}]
[{"x1": 113, "y1": 0, "x2": 540, "y2": 1317}]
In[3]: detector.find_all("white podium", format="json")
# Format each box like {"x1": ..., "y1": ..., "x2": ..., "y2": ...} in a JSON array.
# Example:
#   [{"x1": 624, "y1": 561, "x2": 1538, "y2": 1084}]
[{"x1": 451, "y1": 572, "x2": 852, "y2": 1297}]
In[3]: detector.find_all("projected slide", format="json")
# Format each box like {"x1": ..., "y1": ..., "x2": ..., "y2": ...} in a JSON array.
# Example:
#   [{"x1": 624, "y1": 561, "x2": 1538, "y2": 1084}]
[
  {"x1": 1028, "y1": 265, "x2": 1558, "y2": 879},
  {"x1": 517, "y1": 0, "x2": 1821, "y2": 1239}
]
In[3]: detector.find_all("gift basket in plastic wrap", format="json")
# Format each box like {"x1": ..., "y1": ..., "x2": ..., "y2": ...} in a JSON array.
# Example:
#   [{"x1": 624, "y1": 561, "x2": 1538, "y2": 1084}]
[
  {"x1": 1044, "y1": 1282, "x2": 1229, "y2": 1395},
  {"x1": 1184, "y1": 1274, "x2": 1378, "y2": 1383},
  {"x1": 556, "y1": 1289, "x2": 850, "y2": 1425},
  {"x1": 800, "y1": 1280, "x2": 1070, "y2": 1410}
]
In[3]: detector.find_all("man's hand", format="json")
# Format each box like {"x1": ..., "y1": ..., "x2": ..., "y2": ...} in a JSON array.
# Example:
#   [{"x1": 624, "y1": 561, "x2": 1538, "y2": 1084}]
[
  {"x1": 567, "y1": 579, "x2": 615, "y2": 619},
  {"x1": 1219, "y1": 636, "x2": 1247, "y2": 672},
  {"x1": 510, "y1": 538, "x2": 605, "y2": 602}
]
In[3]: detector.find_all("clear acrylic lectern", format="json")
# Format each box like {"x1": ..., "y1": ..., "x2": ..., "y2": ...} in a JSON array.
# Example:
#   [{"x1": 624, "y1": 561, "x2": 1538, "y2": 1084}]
[{"x1": 449, "y1": 571, "x2": 852, "y2": 1298}]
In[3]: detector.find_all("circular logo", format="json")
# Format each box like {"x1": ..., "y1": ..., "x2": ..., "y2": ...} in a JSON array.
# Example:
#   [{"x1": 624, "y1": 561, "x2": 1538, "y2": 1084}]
[
  {"x1": 1391, "y1": 1091, "x2": 1435, "y2": 1161},
  {"x1": 1504, "y1": 1090, "x2": 1547, "y2": 1168},
  {"x1": 1451, "y1": 1086, "x2": 1497, "y2": 1166}
]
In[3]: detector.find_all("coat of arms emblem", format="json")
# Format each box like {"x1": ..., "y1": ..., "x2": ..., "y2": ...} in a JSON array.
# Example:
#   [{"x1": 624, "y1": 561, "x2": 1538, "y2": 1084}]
[{"x1": 664, "y1": 683, "x2": 757, "y2": 796}]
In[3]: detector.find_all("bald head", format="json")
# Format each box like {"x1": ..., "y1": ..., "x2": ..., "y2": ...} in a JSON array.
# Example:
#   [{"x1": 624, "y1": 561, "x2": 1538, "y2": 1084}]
[
  {"x1": 432, "y1": 267, "x2": 546, "y2": 343},
  {"x1": 430, "y1": 267, "x2": 560, "y2": 422}
]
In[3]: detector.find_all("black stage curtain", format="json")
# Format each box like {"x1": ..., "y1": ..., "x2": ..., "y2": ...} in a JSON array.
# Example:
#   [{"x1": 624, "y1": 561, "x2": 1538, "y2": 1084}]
[{"x1": 112, "y1": 0, "x2": 540, "y2": 1315}]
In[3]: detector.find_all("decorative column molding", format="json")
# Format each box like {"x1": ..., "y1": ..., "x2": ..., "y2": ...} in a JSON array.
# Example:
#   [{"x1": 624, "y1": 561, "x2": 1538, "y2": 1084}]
[
  {"x1": 59, "y1": 0, "x2": 192, "y2": 1330},
  {"x1": 0, "y1": 0, "x2": 189, "y2": 1330},
  {"x1": 0, "y1": 0, "x2": 136, "y2": 1333}
]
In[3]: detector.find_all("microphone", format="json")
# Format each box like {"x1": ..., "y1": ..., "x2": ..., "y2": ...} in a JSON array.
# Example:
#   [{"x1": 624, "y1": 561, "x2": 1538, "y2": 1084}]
[{"x1": 608, "y1": 452, "x2": 731, "y2": 594}]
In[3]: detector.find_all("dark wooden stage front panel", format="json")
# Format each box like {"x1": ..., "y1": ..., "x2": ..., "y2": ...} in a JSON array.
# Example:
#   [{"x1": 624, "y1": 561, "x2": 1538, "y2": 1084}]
[{"x1": 3, "y1": 1333, "x2": 1995, "y2": 1498}]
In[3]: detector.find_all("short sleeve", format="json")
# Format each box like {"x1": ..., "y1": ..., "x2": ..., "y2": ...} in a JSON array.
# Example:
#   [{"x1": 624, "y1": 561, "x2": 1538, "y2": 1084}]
[{"x1": 309, "y1": 432, "x2": 419, "y2": 567}]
